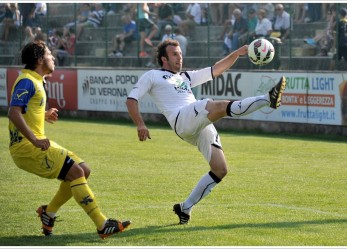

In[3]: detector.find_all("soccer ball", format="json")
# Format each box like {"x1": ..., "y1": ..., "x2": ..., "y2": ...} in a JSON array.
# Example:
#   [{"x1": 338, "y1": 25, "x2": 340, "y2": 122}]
[{"x1": 248, "y1": 38, "x2": 275, "y2": 65}]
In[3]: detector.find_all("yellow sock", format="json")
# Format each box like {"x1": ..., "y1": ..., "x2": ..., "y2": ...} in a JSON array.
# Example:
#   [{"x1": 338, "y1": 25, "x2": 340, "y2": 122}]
[
  {"x1": 70, "y1": 177, "x2": 107, "y2": 230},
  {"x1": 47, "y1": 181, "x2": 72, "y2": 214}
]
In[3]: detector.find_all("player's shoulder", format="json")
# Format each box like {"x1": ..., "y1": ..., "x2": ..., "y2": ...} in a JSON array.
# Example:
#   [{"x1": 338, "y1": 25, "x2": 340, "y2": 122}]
[{"x1": 14, "y1": 77, "x2": 35, "y2": 90}]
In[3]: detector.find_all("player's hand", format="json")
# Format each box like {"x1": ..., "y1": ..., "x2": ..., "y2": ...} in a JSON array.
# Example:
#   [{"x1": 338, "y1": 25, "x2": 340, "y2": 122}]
[
  {"x1": 33, "y1": 138, "x2": 50, "y2": 151},
  {"x1": 137, "y1": 125, "x2": 151, "y2": 141},
  {"x1": 237, "y1": 45, "x2": 249, "y2": 56},
  {"x1": 45, "y1": 108, "x2": 59, "y2": 123}
]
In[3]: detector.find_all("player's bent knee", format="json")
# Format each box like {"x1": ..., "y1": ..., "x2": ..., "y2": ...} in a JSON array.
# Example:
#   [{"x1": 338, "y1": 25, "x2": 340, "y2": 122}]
[
  {"x1": 64, "y1": 163, "x2": 86, "y2": 181},
  {"x1": 80, "y1": 162, "x2": 91, "y2": 179},
  {"x1": 219, "y1": 167, "x2": 228, "y2": 178}
]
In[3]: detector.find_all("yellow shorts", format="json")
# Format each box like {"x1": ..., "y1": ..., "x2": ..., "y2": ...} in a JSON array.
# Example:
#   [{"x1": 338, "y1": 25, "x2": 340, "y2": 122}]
[{"x1": 10, "y1": 140, "x2": 83, "y2": 179}]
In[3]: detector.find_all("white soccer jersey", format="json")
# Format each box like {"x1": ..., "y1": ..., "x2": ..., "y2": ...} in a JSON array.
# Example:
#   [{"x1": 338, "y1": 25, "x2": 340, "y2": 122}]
[{"x1": 128, "y1": 67, "x2": 213, "y2": 126}]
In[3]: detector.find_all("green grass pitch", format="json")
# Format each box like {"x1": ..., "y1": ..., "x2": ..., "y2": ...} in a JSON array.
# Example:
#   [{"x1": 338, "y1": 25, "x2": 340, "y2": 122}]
[{"x1": 1, "y1": 115, "x2": 347, "y2": 246}]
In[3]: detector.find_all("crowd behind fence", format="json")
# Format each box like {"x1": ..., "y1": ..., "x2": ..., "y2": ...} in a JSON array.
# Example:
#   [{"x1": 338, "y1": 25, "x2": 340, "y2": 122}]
[{"x1": 1, "y1": 2, "x2": 347, "y2": 71}]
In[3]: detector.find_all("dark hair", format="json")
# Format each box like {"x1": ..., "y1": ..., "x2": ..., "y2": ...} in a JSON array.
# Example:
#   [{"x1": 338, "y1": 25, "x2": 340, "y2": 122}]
[
  {"x1": 21, "y1": 40, "x2": 47, "y2": 70},
  {"x1": 156, "y1": 38, "x2": 180, "y2": 67},
  {"x1": 340, "y1": 8, "x2": 347, "y2": 17}
]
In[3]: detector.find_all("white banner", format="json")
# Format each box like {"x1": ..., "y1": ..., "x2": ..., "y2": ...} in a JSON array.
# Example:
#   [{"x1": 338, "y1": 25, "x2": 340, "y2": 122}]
[
  {"x1": 196, "y1": 72, "x2": 343, "y2": 126},
  {"x1": 77, "y1": 69, "x2": 344, "y2": 126},
  {"x1": 77, "y1": 69, "x2": 160, "y2": 113},
  {"x1": 0, "y1": 68, "x2": 7, "y2": 106}
]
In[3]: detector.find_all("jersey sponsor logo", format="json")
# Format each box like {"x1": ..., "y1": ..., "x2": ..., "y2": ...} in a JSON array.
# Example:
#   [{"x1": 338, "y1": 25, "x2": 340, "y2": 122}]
[
  {"x1": 14, "y1": 89, "x2": 29, "y2": 101},
  {"x1": 163, "y1": 74, "x2": 174, "y2": 80},
  {"x1": 174, "y1": 81, "x2": 192, "y2": 94}
]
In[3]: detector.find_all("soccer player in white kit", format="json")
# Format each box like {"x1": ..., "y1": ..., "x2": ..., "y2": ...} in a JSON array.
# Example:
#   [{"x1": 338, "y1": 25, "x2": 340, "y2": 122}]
[{"x1": 126, "y1": 39, "x2": 286, "y2": 224}]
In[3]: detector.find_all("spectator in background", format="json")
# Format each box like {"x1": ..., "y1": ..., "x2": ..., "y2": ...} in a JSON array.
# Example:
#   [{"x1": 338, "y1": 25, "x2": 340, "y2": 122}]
[
  {"x1": 293, "y1": 3, "x2": 307, "y2": 24},
  {"x1": 258, "y1": 3, "x2": 275, "y2": 21},
  {"x1": 34, "y1": 26, "x2": 47, "y2": 41},
  {"x1": 173, "y1": 27, "x2": 188, "y2": 56},
  {"x1": 247, "y1": 8, "x2": 257, "y2": 37},
  {"x1": 51, "y1": 27, "x2": 76, "y2": 66},
  {"x1": 63, "y1": 27, "x2": 76, "y2": 58},
  {"x1": 330, "y1": 8, "x2": 347, "y2": 70},
  {"x1": 0, "y1": 3, "x2": 7, "y2": 23},
  {"x1": 145, "y1": 26, "x2": 188, "y2": 68},
  {"x1": 304, "y1": 5, "x2": 336, "y2": 56},
  {"x1": 121, "y1": 3, "x2": 136, "y2": 19},
  {"x1": 156, "y1": 3, "x2": 174, "y2": 39},
  {"x1": 76, "y1": 3, "x2": 105, "y2": 40},
  {"x1": 322, "y1": 3, "x2": 334, "y2": 21},
  {"x1": 307, "y1": 3, "x2": 322, "y2": 23},
  {"x1": 21, "y1": 3, "x2": 41, "y2": 28},
  {"x1": 50, "y1": 29, "x2": 65, "y2": 65},
  {"x1": 109, "y1": 14, "x2": 137, "y2": 57},
  {"x1": 64, "y1": 3, "x2": 91, "y2": 29},
  {"x1": 1, "y1": 3, "x2": 21, "y2": 41},
  {"x1": 0, "y1": 3, "x2": 11, "y2": 34},
  {"x1": 200, "y1": 3, "x2": 208, "y2": 25},
  {"x1": 137, "y1": 2, "x2": 158, "y2": 57},
  {"x1": 104, "y1": 3, "x2": 120, "y2": 16},
  {"x1": 19, "y1": 3, "x2": 36, "y2": 28},
  {"x1": 161, "y1": 24, "x2": 175, "y2": 41},
  {"x1": 22, "y1": 26, "x2": 35, "y2": 46},
  {"x1": 178, "y1": 3, "x2": 201, "y2": 38},
  {"x1": 250, "y1": 8, "x2": 272, "y2": 40},
  {"x1": 272, "y1": 4, "x2": 291, "y2": 41},
  {"x1": 219, "y1": 8, "x2": 248, "y2": 55},
  {"x1": 172, "y1": 3, "x2": 183, "y2": 15},
  {"x1": 236, "y1": 7, "x2": 258, "y2": 47},
  {"x1": 145, "y1": 24, "x2": 175, "y2": 67},
  {"x1": 35, "y1": 2, "x2": 47, "y2": 16},
  {"x1": 210, "y1": 3, "x2": 223, "y2": 25}
]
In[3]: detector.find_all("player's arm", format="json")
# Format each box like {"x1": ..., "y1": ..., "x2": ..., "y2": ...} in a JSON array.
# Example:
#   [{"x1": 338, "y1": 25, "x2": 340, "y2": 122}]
[
  {"x1": 126, "y1": 97, "x2": 151, "y2": 141},
  {"x1": 8, "y1": 106, "x2": 50, "y2": 150},
  {"x1": 212, "y1": 45, "x2": 248, "y2": 78}
]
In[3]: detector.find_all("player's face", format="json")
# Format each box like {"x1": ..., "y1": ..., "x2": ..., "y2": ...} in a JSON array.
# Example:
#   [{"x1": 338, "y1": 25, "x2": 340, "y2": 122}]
[
  {"x1": 42, "y1": 47, "x2": 55, "y2": 74},
  {"x1": 163, "y1": 45, "x2": 182, "y2": 73}
]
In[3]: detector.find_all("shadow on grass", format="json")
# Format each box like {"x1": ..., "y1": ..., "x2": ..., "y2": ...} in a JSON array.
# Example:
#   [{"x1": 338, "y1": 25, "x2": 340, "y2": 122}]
[
  {"x1": 127, "y1": 218, "x2": 347, "y2": 235},
  {"x1": 1, "y1": 218, "x2": 347, "y2": 246}
]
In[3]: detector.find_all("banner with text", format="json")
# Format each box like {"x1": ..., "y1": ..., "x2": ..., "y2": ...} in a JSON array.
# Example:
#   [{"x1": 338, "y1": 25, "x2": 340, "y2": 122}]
[
  {"x1": 196, "y1": 72, "x2": 344, "y2": 125},
  {"x1": 77, "y1": 69, "x2": 160, "y2": 113},
  {"x1": 2, "y1": 67, "x2": 345, "y2": 126}
]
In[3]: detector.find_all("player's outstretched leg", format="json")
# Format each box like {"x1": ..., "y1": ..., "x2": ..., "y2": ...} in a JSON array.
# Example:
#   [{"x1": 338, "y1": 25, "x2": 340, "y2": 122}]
[
  {"x1": 269, "y1": 76, "x2": 286, "y2": 109},
  {"x1": 173, "y1": 203, "x2": 190, "y2": 224},
  {"x1": 97, "y1": 219, "x2": 131, "y2": 239}
]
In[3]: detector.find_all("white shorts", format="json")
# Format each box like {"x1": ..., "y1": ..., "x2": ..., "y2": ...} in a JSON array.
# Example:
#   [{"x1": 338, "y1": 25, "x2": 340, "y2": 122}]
[{"x1": 174, "y1": 99, "x2": 222, "y2": 162}]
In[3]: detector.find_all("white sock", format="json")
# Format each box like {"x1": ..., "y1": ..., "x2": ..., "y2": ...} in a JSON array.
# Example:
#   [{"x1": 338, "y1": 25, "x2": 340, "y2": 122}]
[
  {"x1": 227, "y1": 94, "x2": 270, "y2": 117},
  {"x1": 46, "y1": 211, "x2": 56, "y2": 218},
  {"x1": 182, "y1": 172, "x2": 220, "y2": 215}
]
